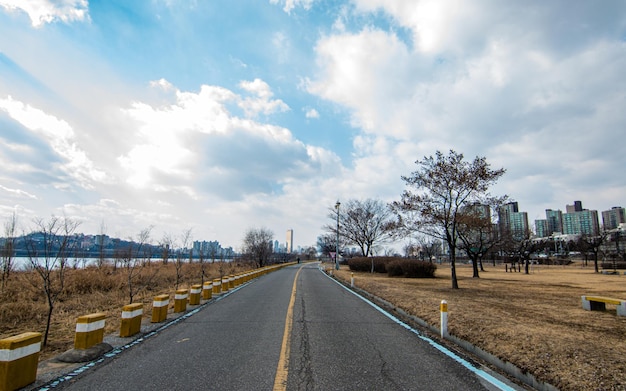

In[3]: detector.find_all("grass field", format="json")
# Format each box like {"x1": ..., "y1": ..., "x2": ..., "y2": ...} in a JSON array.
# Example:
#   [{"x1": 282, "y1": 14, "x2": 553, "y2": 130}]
[{"x1": 331, "y1": 262, "x2": 626, "y2": 391}]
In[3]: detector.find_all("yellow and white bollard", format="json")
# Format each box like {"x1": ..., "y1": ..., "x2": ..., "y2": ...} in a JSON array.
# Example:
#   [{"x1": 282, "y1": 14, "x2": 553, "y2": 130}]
[
  {"x1": 440, "y1": 300, "x2": 448, "y2": 338},
  {"x1": 189, "y1": 285, "x2": 202, "y2": 305},
  {"x1": 74, "y1": 313, "x2": 106, "y2": 350},
  {"x1": 221, "y1": 276, "x2": 230, "y2": 293},
  {"x1": 120, "y1": 303, "x2": 143, "y2": 338},
  {"x1": 0, "y1": 332, "x2": 42, "y2": 391},
  {"x1": 351, "y1": 273, "x2": 354, "y2": 288},
  {"x1": 228, "y1": 275, "x2": 235, "y2": 290},
  {"x1": 212, "y1": 278, "x2": 222, "y2": 295},
  {"x1": 174, "y1": 289, "x2": 189, "y2": 313},
  {"x1": 151, "y1": 294, "x2": 169, "y2": 323},
  {"x1": 202, "y1": 281, "x2": 213, "y2": 300}
]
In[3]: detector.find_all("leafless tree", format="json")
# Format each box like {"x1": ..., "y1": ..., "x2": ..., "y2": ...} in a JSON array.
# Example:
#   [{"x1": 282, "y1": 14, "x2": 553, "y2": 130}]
[
  {"x1": 122, "y1": 226, "x2": 154, "y2": 304},
  {"x1": 96, "y1": 220, "x2": 107, "y2": 269},
  {"x1": 576, "y1": 231, "x2": 609, "y2": 273},
  {"x1": 325, "y1": 199, "x2": 395, "y2": 262},
  {"x1": 392, "y1": 150, "x2": 506, "y2": 289},
  {"x1": 174, "y1": 228, "x2": 192, "y2": 289},
  {"x1": 456, "y1": 201, "x2": 504, "y2": 278},
  {"x1": 1, "y1": 211, "x2": 18, "y2": 291},
  {"x1": 25, "y1": 215, "x2": 81, "y2": 346},
  {"x1": 242, "y1": 227, "x2": 274, "y2": 268}
]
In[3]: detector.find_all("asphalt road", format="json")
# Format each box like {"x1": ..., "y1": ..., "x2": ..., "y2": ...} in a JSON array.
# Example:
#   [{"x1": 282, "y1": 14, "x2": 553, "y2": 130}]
[{"x1": 52, "y1": 263, "x2": 514, "y2": 391}]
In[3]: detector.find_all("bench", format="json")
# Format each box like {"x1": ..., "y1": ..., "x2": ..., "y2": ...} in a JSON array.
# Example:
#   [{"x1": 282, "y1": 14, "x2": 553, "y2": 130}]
[{"x1": 581, "y1": 295, "x2": 626, "y2": 316}]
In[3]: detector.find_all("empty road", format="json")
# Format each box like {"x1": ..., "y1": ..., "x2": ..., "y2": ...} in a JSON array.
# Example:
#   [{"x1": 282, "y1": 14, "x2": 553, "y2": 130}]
[{"x1": 49, "y1": 263, "x2": 517, "y2": 390}]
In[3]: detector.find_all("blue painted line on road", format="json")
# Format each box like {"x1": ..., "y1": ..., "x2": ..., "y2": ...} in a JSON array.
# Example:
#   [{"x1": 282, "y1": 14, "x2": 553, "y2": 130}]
[
  {"x1": 321, "y1": 268, "x2": 516, "y2": 391},
  {"x1": 36, "y1": 282, "x2": 248, "y2": 390}
]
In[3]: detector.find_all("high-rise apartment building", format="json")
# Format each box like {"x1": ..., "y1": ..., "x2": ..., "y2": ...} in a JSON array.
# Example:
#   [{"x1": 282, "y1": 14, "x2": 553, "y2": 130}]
[
  {"x1": 602, "y1": 207, "x2": 626, "y2": 230},
  {"x1": 562, "y1": 201, "x2": 599, "y2": 236},
  {"x1": 535, "y1": 219, "x2": 549, "y2": 238},
  {"x1": 498, "y1": 202, "x2": 529, "y2": 239},
  {"x1": 286, "y1": 229, "x2": 293, "y2": 254},
  {"x1": 545, "y1": 209, "x2": 563, "y2": 234}
]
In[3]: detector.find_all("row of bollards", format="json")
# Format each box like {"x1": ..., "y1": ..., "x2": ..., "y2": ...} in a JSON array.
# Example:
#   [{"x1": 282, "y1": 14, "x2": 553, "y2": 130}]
[{"x1": 0, "y1": 263, "x2": 295, "y2": 391}]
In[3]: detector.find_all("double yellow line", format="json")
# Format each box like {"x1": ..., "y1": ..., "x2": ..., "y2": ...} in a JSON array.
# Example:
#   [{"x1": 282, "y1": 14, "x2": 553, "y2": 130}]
[{"x1": 273, "y1": 264, "x2": 304, "y2": 391}]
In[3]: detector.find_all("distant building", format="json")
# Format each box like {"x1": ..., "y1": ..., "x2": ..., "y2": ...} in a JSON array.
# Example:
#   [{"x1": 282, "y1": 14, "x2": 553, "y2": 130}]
[
  {"x1": 535, "y1": 219, "x2": 549, "y2": 238},
  {"x1": 566, "y1": 201, "x2": 583, "y2": 213},
  {"x1": 535, "y1": 209, "x2": 564, "y2": 238},
  {"x1": 562, "y1": 201, "x2": 599, "y2": 236},
  {"x1": 602, "y1": 207, "x2": 626, "y2": 230},
  {"x1": 498, "y1": 202, "x2": 529, "y2": 239},
  {"x1": 286, "y1": 229, "x2": 293, "y2": 254}
]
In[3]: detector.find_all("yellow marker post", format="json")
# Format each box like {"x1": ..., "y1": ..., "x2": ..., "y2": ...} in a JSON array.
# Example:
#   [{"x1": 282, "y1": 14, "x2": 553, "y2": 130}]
[
  {"x1": 120, "y1": 303, "x2": 143, "y2": 337},
  {"x1": 202, "y1": 281, "x2": 213, "y2": 300}
]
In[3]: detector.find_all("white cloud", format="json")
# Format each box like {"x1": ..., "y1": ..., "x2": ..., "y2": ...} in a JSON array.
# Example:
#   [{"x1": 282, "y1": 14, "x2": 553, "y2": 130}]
[
  {"x1": 238, "y1": 78, "x2": 290, "y2": 118},
  {"x1": 304, "y1": 108, "x2": 319, "y2": 119},
  {"x1": 0, "y1": 96, "x2": 107, "y2": 188},
  {"x1": 0, "y1": 0, "x2": 89, "y2": 27},
  {"x1": 270, "y1": 0, "x2": 315, "y2": 14},
  {"x1": 0, "y1": 184, "x2": 37, "y2": 200}
]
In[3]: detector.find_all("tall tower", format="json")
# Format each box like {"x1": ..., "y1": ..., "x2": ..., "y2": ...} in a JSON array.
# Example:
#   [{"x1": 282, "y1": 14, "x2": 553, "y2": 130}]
[{"x1": 286, "y1": 229, "x2": 293, "y2": 254}]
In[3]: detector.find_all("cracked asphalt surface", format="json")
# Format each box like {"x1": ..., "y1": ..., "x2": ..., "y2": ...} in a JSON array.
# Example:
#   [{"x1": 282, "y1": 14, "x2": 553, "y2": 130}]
[{"x1": 52, "y1": 263, "x2": 496, "y2": 390}]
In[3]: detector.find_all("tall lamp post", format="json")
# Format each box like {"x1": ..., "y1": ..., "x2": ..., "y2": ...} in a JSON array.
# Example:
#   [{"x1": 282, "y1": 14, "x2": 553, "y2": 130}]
[{"x1": 335, "y1": 200, "x2": 340, "y2": 270}]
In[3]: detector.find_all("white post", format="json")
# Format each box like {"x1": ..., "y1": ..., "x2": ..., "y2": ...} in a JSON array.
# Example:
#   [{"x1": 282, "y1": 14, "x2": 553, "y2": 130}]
[
  {"x1": 440, "y1": 300, "x2": 448, "y2": 338},
  {"x1": 351, "y1": 273, "x2": 354, "y2": 288}
]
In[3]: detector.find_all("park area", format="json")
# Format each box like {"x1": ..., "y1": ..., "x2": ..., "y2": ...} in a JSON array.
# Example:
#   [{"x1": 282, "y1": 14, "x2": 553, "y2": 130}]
[{"x1": 332, "y1": 261, "x2": 626, "y2": 391}]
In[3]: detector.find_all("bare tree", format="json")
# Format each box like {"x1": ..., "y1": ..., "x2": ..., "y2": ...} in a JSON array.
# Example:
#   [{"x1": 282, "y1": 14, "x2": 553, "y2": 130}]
[
  {"x1": 316, "y1": 233, "x2": 341, "y2": 258},
  {"x1": 174, "y1": 228, "x2": 193, "y2": 289},
  {"x1": 392, "y1": 150, "x2": 506, "y2": 289},
  {"x1": 242, "y1": 227, "x2": 274, "y2": 268},
  {"x1": 96, "y1": 220, "x2": 107, "y2": 269},
  {"x1": 159, "y1": 233, "x2": 174, "y2": 265},
  {"x1": 456, "y1": 202, "x2": 504, "y2": 278},
  {"x1": 1, "y1": 211, "x2": 18, "y2": 291},
  {"x1": 123, "y1": 226, "x2": 154, "y2": 304},
  {"x1": 577, "y1": 231, "x2": 609, "y2": 273},
  {"x1": 25, "y1": 215, "x2": 81, "y2": 346},
  {"x1": 325, "y1": 199, "x2": 395, "y2": 261}
]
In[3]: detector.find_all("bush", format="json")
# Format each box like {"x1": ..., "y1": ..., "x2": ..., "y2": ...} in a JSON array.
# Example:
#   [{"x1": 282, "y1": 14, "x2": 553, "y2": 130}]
[
  {"x1": 386, "y1": 259, "x2": 437, "y2": 278},
  {"x1": 348, "y1": 257, "x2": 395, "y2": 273}
]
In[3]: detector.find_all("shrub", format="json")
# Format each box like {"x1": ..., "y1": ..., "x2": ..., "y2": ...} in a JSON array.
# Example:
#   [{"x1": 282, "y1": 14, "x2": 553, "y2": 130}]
[{"x1": 386, "y1": 259, "x2": 437, "y2": 278}]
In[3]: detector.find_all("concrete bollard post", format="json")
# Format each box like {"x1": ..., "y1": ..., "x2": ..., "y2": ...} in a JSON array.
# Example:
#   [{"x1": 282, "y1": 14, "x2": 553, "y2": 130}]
[
  {"x1": 202, "y1": 281, "x2": 213, "y2": 300},
  {"x1": 0, "y1": 332, "x2": 42, "y2": 391},
  {"x1": 74, "y1": 313, "x2": 106, "y2": 350},
  {"x1": 151, "y1": 294, "x2": 169, "y2": 323},
  {"x1": 221, "y1": 276, "x2": 230, "y2": 293},
  {"x1": 228, "y1": 275, "x2": 235, "y2": 290},
  {"x1": 189, "y1": 285, "x2": 202, "y2": 305},
  {"x1": 174, "y1": 289, "x2": 189, "y2": 313},
  {"x1": 212, "y1": 278, "x2": 222, "y2": 295},
  {"x1": 351, "y1": 272, "x2": 354, "y2": 288},
  {"x1": 440, "y1": 300, "x2": 448, "y2": 338},
  {"x1": 120, "y1": 303, "x2": 143, "y2": 338}
]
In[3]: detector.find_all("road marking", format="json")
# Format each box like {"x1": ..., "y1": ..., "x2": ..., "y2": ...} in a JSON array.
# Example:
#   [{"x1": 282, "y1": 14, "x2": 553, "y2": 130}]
[{"x1": 273, "y1": 265, "x2": 304, "y2": 391}]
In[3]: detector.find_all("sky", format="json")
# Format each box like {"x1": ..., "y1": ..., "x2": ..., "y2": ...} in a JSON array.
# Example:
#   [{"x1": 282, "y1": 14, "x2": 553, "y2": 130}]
[{"x1": 0, "y1": 0, "x2": 625, "y2": 252}]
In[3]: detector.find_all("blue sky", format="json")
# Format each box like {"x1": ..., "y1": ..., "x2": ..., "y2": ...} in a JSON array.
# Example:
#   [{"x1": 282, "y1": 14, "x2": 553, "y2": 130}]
[{"x1": 1, "y1": 0, "x2": 625, "y2": 252}]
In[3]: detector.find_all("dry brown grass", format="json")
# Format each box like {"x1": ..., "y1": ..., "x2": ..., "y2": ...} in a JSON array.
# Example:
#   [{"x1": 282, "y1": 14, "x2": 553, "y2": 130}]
[
  {"x1": 0, "y1": 260, "x2": 251, "y2": 361},
  {"x1": 333, "y1": 262, "x2": 626, "y2": 391}
]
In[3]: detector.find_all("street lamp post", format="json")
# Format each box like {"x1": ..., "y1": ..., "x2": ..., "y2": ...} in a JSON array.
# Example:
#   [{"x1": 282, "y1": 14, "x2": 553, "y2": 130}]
[{"x1": 335, "y1": 200, "x2": 340, "y2": 270}]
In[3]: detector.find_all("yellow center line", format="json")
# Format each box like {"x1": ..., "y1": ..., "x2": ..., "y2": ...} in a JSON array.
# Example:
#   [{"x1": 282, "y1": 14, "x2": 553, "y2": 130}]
[{"x1": 273, "y1": 264, "x2": 304, "y2": 391}]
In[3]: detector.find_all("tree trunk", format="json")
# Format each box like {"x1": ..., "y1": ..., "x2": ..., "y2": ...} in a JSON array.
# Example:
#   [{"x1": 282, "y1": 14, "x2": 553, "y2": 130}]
[
  {"x1": 471, "y1": 257, "x2": 480, "y2": 278},
  {"x1": 449, "y1": 245, "x2": 459, "y2": 289}
]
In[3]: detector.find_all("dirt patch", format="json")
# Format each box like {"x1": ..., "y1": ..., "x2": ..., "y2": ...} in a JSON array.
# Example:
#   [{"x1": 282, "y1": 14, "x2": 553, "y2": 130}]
[{"x1": 332, "y1": 262, "x2": 626, "y2": 391}]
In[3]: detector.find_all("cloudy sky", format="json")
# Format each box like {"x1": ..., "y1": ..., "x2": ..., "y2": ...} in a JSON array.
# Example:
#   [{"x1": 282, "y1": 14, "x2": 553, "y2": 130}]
[{"x1": 1, "y1": 0, "x2": 625, "y2": 251}]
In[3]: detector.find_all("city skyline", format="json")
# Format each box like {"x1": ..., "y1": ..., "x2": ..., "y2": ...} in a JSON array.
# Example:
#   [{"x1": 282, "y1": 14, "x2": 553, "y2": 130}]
[{"x1": 1, "y1": 1, "x2": 625, "y2": 250}]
